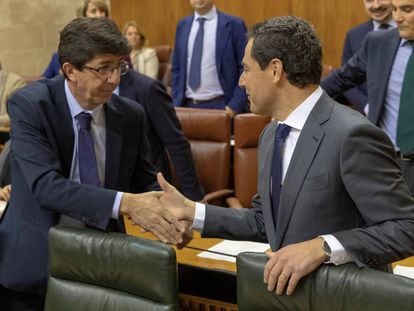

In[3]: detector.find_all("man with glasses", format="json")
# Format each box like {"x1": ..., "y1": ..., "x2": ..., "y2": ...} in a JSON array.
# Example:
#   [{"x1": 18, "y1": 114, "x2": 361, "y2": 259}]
[{"x1": 0, "y1": 17, "x2": 184, "y2": 310}]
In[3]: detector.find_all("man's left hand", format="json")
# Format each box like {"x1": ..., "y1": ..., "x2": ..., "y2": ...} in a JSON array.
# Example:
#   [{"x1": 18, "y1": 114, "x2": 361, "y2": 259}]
[{"x1": 264, "y1": 237, "x2": 327, "y2": 296}]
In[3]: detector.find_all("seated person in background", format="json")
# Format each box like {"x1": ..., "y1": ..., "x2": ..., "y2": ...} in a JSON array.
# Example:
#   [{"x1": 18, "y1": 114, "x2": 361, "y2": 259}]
[
  {"x1": 0, "y1": 17, "x2": 184, "y2": 310},
  {"x1": 0, "y1": 62, "x2": 26, "y2": 127},
  {"x1": 119, "y1": 68, "x2": 205, "y2": 201},
  {"x1": 159, "y1": 15, "x2": 414, "y2": 297},
  {"x1": 42, "y1": 0, "x2": 110, "y2": 79},
  {"x1": 122, "y1": 21, "x2": 159, "y2": 80},
  {"x1": 0, "y1": 184, "x2": 11, "y2": 202}
]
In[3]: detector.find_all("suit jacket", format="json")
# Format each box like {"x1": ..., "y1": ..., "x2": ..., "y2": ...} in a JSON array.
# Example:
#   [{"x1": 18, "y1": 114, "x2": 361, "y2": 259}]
[
  {"x1": 322, "y1": 28, "x2": 401, "y2": 126},
  {"x1": 119, "y1": 69, "x2": 204, "y2": 200},
  {"x1": 131, "y1": 47, "x2": 159, "y2": 80},
  {"x1": 341, "y1": 20, "x2": 373, "y2": 112},
  {"x1": 0, "y1": 75, "x2": 158, "y2": 295},
  {"x1": 203, "y1": 92, "x2": 414, "y2": 268},
  {"x1": 171, "y1": 10, "x2": 248, "y2": 113},
  {"x1": 42, "y1": 52, "x2": 61, "y2": 78}
]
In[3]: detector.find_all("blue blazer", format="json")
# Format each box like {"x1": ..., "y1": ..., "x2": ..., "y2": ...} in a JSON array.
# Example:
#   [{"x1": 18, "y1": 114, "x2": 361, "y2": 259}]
[
  {"x1": 341, "y1": 20, "x2": 373, "y2": 112},
  {"x1": 322, "y1": 28, "x2": 401, "y2": 126},
  {"x1": 42, "y1": 52, "x2": 61, "y2": 78},
  {"x1": 119, "y1": 69, "x2": 204, "y2": 200},
  {"x1": 172, "y1": 10, "x2": 248, "y2": 113},
  {"x1": 0, "y1": 76, "x2": 158, "y2": 295}
]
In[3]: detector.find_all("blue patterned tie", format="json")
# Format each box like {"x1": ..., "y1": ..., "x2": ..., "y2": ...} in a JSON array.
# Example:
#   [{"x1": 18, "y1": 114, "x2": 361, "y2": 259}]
[
  {"x1": 76, "y1": 112, "x2": 100, "y2": 186},
  {"x1": 189, "y1": 17, "x2": 206, "y2": 91},
  {"x1": 271, "y1": 124, "x2": 291, "y2": 225}
]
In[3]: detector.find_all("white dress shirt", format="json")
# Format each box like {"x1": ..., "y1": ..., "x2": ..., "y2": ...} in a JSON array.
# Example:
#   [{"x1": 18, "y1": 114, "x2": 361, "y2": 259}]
[
  {"x1": 185, "y1": 6, "x2": 224, "y2": 101},
  {"x1": 65, "y1": 80, "x2": 122, "y2": 219}
]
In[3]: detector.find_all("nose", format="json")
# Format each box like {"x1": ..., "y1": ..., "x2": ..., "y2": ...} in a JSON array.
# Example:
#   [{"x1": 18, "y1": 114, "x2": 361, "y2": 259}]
[
  {"x1": 107, "y1": 69, "x2": 121, "y2": 85},
  {"x1": 238, "y1": 71, "x2": 246, "y2": 88},
  {"x1": 393, "y1": 9, "x2": 403, "y2": 23}
]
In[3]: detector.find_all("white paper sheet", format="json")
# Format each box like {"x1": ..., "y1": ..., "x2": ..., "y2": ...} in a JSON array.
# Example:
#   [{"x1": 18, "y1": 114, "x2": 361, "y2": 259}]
[
  {"x1": 393, "y1": 265, "x2": 414, "y2": 279},
  {"x1": 197, "y1": 240, "x2": 270, "y2": 263}
]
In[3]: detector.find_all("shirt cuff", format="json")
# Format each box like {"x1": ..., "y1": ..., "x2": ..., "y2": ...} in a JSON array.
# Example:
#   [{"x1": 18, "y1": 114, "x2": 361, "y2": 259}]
[
  {"x1": 111, "y1": 192, "x2": 123, "y2": 219},
  {"x1": 193, "y1": 202, "x2": 206, "y2": 231},
  {"x1": 321, "y1": 234, "x2": 353, "y2": 265}
]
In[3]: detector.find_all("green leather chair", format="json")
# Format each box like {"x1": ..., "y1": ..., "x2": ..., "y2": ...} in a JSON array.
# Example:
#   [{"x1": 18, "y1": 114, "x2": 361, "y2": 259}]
[
  {"x1": 237, "y1": 252, "x2": 414, "y2": 311},
  {"x1": 45, "y1": 226, "x2": 179, "y2": 311}
]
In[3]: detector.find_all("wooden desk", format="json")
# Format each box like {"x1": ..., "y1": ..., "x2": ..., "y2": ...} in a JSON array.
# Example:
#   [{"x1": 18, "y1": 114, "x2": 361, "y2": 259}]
[{"x1": 124, "y1": 216, "x2": 238, "y2": 311}]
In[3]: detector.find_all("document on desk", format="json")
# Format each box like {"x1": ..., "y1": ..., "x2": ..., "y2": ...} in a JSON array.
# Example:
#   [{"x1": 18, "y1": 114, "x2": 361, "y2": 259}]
[
  {"x1": 198, "y1": 240, "x2": 270, "y2": 263},
  {"x1": 393, "y1": 265, "x2": 414, "y2": 279}
]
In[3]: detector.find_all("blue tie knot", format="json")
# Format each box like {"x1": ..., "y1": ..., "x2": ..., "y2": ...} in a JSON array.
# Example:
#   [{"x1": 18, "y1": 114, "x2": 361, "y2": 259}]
[
  {"x1": 276, "y1": 123, "x2": 291, "y2": 141},
  {"x1": 198, "y1": 17, "x2": 206, "y2": 25},
  {"x1": 76, "y1": 112, "x2": 93, "y2": 131}
]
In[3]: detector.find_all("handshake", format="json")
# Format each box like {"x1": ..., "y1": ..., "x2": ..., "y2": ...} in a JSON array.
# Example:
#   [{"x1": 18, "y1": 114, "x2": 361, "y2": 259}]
[{"x1": 120, "y1": 173, "x2": 197, "y2": 248}]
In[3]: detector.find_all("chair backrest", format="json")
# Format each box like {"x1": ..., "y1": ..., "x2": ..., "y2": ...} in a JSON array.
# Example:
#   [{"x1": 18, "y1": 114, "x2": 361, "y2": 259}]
[
  {"x1": 154, "y1": 45, "x2": 172, "y2": 81},
  {"x1": 232, "y1": 113, "x2": 271, "y2": 207},
  {"x1": 237, "y1": 252, "x2": 414, "y2": 311},
  {"x1": 174, "y1": 107, "x2": 231, "y2": 196},
  {"x1": 45, "y1": 226, "x2": 179, "y2": 311}
]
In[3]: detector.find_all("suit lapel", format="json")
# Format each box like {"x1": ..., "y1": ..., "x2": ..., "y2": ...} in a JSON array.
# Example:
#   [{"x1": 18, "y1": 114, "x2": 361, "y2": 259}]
[
  {"x1": 273, "y1": 94, "x2": 330, "y2": 249},
  {"x1": 104, "y1": 98, "x2": 123, "y2": 189},
  {"x1": 215, "y1": 11, "x2": 229, "y2": 75},
  {"x1": 49, "y1": 77, "x2": 75, "y2": 177}
]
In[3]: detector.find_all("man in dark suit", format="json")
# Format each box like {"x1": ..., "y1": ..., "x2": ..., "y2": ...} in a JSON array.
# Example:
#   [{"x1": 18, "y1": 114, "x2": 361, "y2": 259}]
[
  {"x1": 0, "y1": 17, "x2": 183, "y2": 310},
  {"x1": 119, "y1": 69, "x2": 204, "y2": 201},
  {"x1": 340, "y1": 0, "x2": 394, "y2": 113},
  {"x1": 321, "y1": 0, "x2": 414, "y2": 193},
  {"x1": 172, "y1": 0, "x2": 248, "y2": 117},
  {"x1": 158, "y1": 15, "x2": 414, "y2": 296}
]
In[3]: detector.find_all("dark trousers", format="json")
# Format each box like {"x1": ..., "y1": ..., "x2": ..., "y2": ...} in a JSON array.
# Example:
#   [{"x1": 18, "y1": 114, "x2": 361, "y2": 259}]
[{"x1": 0, "y1": 285, "x2": 44, "y2": 311}]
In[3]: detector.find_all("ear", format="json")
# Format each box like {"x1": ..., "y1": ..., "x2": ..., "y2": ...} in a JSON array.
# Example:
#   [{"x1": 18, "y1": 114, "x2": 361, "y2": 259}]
[
  {"x1": 270, "y1": 58, "x2": 283, "y2": 83},
  {"x1": 61, "y1": 62, "x2": 78, "y2": 82}
]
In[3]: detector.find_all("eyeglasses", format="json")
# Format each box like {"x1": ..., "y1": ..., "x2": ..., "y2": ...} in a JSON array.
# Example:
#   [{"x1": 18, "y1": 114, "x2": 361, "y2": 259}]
[{"x1": 82, "y1": 61, "x2": 129, "y2": 79}]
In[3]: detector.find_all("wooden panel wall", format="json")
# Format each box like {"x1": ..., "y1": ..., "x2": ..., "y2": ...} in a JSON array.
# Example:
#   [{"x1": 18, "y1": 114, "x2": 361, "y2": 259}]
[{"x1": 111, "y1": 0, "x2": 368, "y2": 68}]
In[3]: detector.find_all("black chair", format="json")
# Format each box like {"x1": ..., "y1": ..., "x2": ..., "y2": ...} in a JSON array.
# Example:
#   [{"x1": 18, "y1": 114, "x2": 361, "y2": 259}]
[
  {"x1": 237, "y1": 252, "x2": 414, "y2": 311},
  {"x1": 45, "y1": 226, "x2": 179, "y2": 311}
]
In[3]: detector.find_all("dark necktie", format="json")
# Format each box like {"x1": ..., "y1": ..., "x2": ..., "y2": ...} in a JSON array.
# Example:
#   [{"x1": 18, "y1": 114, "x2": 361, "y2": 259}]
[
  {"x1": 76, "y1": 112, "x2": 100, "y2": 186},
  {"x1": 397, "y1": 41, "x2": 414, "y2": 154},
  {"x1": 379, "y1": 23, "x2": 390, "y2": 30},
  {"x1": 189, "y1": 17, "x2": 206, "y2": 91},
  {"x1": 271, "y1": 124, "x2": 291, "y2": 225}
]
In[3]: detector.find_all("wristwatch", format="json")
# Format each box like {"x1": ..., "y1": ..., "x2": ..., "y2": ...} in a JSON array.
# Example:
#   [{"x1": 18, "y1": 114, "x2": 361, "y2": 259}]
[{"x1": 322, "y1": 240, "x2": 332, "y2": 263}]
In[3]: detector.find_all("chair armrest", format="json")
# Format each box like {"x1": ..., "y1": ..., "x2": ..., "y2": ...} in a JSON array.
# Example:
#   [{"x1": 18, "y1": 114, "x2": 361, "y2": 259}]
[{"x1": 201, "y1": 189, "x2": 234, "y2": 204}]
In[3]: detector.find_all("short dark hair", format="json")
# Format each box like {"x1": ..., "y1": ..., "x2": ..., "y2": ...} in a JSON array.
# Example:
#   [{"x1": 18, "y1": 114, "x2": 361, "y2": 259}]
[
  {"x1": 248, "y1": 16, "x2": 322, "y2": 88},
  {"x1": 58, "y1": 17, "x2": 130, "y2": 70}
]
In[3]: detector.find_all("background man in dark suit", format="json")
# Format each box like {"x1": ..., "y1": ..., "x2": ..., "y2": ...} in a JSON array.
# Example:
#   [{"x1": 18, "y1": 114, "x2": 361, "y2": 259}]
[
  {"x1": 172, "y1": 0, "x2": 248, "y2": 117},
  {"x1": 119, "y1": 69, "x2": 205, "y2": 201},
  {"x1": 158, "y1": 15, "x2": 414, "y2": 296},
  {"x1": 322, "y1": 0, "x2": 414, "y2": 193},
  {"x1": 341, "y1": 0, "x2": 394, "y2": 113},
  {"x1": 0, "y1": 17, "x2": 183, "y2": 310}
]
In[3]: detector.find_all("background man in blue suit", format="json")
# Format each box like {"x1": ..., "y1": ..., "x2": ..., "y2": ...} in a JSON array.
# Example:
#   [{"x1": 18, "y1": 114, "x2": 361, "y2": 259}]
[
  {"x1": 0, "y1": 17, "x2": 184, "y2": 310},
  {"x1": 322, "y1": 0, "x2": 414, "y2": 193},
  {"x1": 340, "y1": 0, "x2": 394, "y2": 113},
  {"x1": 172, "y1": 0, "x2": 248, "y2": 117},
  {"x1": 119, "y1": 69, "x2": 205, "y2": 201}
]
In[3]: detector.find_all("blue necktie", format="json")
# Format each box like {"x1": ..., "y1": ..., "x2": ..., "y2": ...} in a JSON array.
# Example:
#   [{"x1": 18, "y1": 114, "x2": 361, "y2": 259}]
[
  {"x1": 189, "y1": 17, "x2": 206, "y2": 91},
  {"x1": 76, "y1": 112, "x2": 100, "y2": 186},
  {"x1": 271, "y1": 124, "x2": 291, "y2": 225}
]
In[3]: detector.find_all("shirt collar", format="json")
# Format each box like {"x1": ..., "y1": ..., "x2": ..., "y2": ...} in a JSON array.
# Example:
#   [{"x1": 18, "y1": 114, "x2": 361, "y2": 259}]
[
  {"x1": 194, "y1": 5, "x2": 217, "y2": 21},
  {"x1": 372, "y1": 19, "x2": 396, "y2": 31},
  {"x1": 282, "y1": 87, "x2": 323, "y2": 131},
  {"x1": 64, "y1": 79, "x2": 104, "y2": 124}
]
